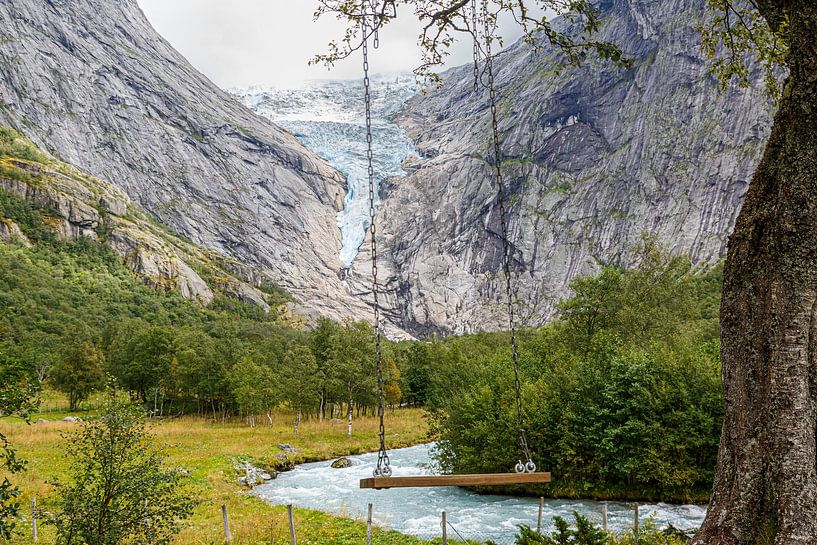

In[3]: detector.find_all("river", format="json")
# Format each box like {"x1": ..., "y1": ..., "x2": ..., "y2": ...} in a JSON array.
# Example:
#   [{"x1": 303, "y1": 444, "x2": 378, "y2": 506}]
[{"x1": 253, "y1": 443, "x2": 706, "y2": 542}]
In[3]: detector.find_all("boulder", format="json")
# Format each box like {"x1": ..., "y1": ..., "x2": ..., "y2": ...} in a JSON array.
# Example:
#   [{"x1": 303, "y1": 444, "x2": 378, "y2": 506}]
[
  {"x1": 330, "y1": 457, "x2": 352, "y2": 469},
  {"x1": 278, "y1": 443, "x2": 297, "y2": 454},
  {"x1": 62, "y1": 416, "x2": 82, "y2": 422},
  {"x1": 271, "y1": 454, "x2": 295, "y2": 471},
  {"x1": 233, "y1": 460, "x2": 274, "y2": 488},
  {"x1": 100, "y1": 194, "x2": 128, "y2": 216}
]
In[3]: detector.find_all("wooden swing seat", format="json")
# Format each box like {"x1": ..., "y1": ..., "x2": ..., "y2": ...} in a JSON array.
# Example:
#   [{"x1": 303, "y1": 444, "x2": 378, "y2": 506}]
[{"x1": 360, "y1": 472, "x2": 551, "y2": 489}]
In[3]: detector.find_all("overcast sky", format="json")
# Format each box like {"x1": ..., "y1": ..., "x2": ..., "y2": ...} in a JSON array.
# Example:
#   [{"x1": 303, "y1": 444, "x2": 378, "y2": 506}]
[{"x1": 136, "y1": 1, "x2": 538, "y2": 89}]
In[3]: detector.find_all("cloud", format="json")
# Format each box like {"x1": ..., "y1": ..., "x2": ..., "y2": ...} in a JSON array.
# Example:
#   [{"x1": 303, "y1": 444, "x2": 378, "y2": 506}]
[{"x1": 135, "y1": 0, "x2": 538, "y2": 89}]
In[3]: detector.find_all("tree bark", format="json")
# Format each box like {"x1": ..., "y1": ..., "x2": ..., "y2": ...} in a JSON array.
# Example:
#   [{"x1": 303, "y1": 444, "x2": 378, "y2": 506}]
[
  {"x1": 347, "y1": 399, "x2": 353, "y2": 437},
  {"x1": 693, "y1": 5, "x2": 817, "y2": 544}
]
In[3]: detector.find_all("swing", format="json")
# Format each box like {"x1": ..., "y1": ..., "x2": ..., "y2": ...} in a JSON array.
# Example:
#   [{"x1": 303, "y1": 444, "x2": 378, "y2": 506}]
[{"x1": 357, "y1": 0, "x2": 551, "y2": 491}]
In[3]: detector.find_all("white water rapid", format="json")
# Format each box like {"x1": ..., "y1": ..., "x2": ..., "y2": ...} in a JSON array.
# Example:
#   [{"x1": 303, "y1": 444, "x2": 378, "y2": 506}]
[{"x1": 253, "y1": 444, "x2": 706, "y2": 542}]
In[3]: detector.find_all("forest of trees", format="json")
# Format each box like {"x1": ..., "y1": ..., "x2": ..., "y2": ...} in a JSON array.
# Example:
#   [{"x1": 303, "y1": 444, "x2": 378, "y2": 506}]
[{"x1": 0, "y1": 186, "x2": 414, "y2": 430}]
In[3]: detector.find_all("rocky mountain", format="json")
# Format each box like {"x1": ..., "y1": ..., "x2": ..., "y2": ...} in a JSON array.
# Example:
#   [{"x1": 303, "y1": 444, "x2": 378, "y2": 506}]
[
  {"x1": 365, "y1": 0, "x2": 773, "y2": 334},
  {"x1": 0, "y1": 0, "x2": 372, "y2": 324},
  {"x1": 0, "y1": 0, "x2": 775, "y2": 337}
]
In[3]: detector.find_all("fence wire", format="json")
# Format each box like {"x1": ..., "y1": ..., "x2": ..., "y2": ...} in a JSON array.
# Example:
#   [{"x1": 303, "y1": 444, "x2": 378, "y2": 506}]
[{"x1": 220, "y1": 502, "x2": 698, "y2": 545}]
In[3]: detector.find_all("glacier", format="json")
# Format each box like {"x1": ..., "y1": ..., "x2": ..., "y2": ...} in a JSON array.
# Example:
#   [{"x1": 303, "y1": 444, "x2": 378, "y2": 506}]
[{"x1": 232, "y1": 77, "x2": 418, "y2": 268}]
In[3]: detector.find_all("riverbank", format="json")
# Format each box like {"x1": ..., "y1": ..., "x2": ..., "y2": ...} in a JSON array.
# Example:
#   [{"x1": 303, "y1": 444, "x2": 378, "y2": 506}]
[
  {"x1": 470, "y1": 482, "x2": 711, "y2": 505},
  {"x1": 0, "y1": 407, "x2": 430, "y2": 544}
]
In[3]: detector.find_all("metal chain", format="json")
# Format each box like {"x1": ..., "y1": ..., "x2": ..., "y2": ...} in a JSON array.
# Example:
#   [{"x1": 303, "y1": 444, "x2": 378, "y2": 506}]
[
  {"x1": 481, "y1": 3, "x2": 535, "y2": 474},
  {"x1": 362, "y1": 1, "x2": 391, "y2": 479},
  {"x1": 471, "y1": 0, "x2": 480, "y2": 91}
]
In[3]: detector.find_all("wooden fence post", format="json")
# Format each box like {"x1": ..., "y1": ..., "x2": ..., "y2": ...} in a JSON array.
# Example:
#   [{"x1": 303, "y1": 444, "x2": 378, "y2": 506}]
[
  {"x1": 633, "y1": 504, "x2": 639, "y2": 545},
  {"x1": 221, "y1": 503, "x2": 232, "y2": 544},
  {"x1": 537, "y1": 497, "x2": 544, "y2": 533},
  {"x1": 288, "y1": 504, "x2": 297, "y2": 545},
  {"x1": 31, "y1": 497, "x2": 37, "y2": 542},
  {"x1": 442, "y1": 511, "x2": 447, "y2": 545},
  {"x1": 366, "y1": 503, "x2": 373, "y2": 545},
  {"x1": 602, "y1": 503, "x2": 608, "y2": 533}
]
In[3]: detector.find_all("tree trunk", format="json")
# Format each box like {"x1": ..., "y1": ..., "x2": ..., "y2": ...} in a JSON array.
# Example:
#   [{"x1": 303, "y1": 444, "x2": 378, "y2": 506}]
[
  {"x1": 693, "y1": 6, "x2": 817, "y2": 544},
  {"x1": 347, "y1": 399, "x2": 353, "y2": 437},
  {"x1": 294, "y1": 408, "x2": 301, "y2": 434},
  {"x1": 319, "y1": 394, "x2": 325, "y2": 422}
]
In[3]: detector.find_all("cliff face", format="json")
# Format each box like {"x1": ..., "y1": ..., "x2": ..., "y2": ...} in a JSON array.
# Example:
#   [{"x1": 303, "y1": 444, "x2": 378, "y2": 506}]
[
  {"x1": 371, "y1": 0, "x2": 773, "y2": 334},
  {"x1": 0, "y1": 0, "x2": 371, "y2": 323}
]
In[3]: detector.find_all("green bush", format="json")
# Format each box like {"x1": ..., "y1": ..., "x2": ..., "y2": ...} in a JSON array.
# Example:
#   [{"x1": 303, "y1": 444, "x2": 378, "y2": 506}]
[
  {"x1": 0, "y1": 188, "x2": 58, "y2": 244},
  {"x1": 504, "y1": 513, "x2": 688, "y2": 545},
  {"x1": 53, "y1": 397, "x2": 198, "y2": 545}
]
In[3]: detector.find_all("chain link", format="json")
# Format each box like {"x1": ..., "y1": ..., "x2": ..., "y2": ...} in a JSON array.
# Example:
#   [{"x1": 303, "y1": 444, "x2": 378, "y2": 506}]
[
  {"x1": 471, "y1": 0, "x2": 480, "y2": 91},
  {"x1": 481, "y1": 3, "x2": 535, "y2": 474},
  {"x1": 362, "y1": 1, "x2": 391, "y2": 479}
]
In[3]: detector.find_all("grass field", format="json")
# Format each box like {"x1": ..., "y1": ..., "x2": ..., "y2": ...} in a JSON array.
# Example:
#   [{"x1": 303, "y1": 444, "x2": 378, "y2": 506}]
[{"x1": 1, "y1": 395, "x2": 437, "y2": 545}]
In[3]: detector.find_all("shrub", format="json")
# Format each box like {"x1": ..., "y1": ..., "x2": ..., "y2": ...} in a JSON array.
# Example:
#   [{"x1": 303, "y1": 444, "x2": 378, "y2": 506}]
[{"x1": 53, "y1": 397, "x2": 198, "y2": 545}]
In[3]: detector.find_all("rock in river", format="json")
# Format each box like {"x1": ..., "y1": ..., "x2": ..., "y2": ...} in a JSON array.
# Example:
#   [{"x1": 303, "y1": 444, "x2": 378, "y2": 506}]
[{"x1": 330, "y1": 457, "x2": 352, "y2": 469}]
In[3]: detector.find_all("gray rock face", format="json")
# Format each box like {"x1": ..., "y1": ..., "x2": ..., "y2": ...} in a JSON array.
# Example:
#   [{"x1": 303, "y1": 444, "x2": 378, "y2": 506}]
[
  {"x1": 0, "y1": 218, "x2": 30, "y2": 247},
  {"x1": 370, "y1": 0, "x2": 773, "y2": 334},
  {"x1": 0, "y1": 0, "x2": 372, "y2": 323}
]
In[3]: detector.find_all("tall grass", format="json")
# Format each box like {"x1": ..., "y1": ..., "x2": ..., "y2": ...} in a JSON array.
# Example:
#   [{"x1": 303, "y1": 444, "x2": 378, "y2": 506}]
[{"x1": 0, "y1": 406, "x2": 430, "y2": 544}]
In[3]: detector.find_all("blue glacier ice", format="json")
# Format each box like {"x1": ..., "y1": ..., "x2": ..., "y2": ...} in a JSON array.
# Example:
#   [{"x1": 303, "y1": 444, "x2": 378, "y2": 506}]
[{"x1": 232, "y1": 77, "x2": 418, "y2": 268}]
